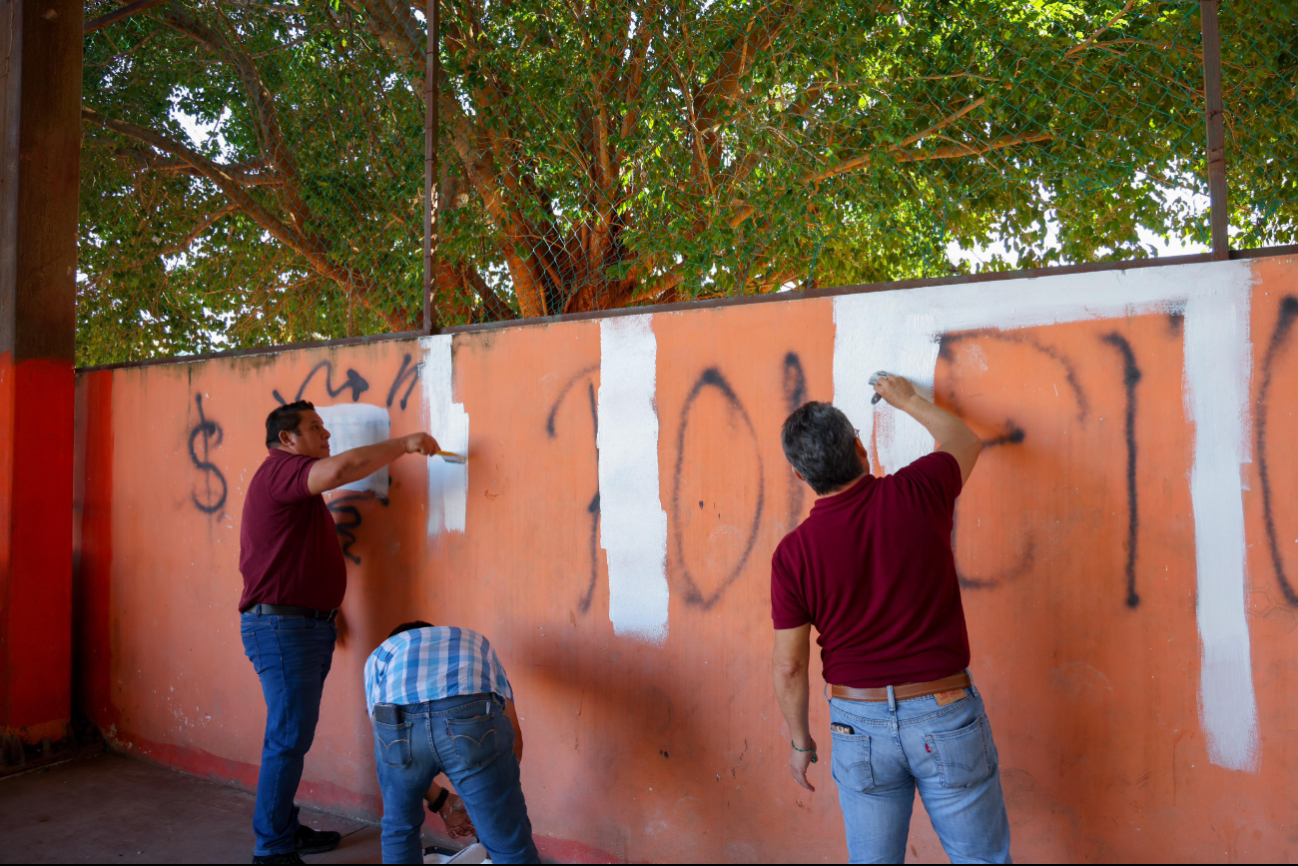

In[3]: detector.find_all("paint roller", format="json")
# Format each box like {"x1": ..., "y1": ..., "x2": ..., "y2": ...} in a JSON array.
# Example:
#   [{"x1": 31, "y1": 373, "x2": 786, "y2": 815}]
[
  {"x1": 435, "y1": 450, "x2": 467, "y2": 464},
  {"x1": 868, "y1": 370, "x2": 894, "y2": 405}
]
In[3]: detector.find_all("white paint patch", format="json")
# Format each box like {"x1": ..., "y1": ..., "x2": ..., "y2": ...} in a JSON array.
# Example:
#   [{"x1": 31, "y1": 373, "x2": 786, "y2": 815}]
[
  {"x1": 1183, "y1": 288, "x2": 1258, "y2": 771},
  {"x1": 316, "y1": 403, "x2": 390, "y2": 496},
  {"x1": 419, "y1": 335, "x2": 468, "y2": 535},
  {"x1": 597, "y1": 315, "x2": 669, "y2": 643},
  {"x1": 833, "y1": 293, "x2": 940, "y2": 474},
  {"x1": 832, "y1": 260, "x2": 1259, "y2": 771}
]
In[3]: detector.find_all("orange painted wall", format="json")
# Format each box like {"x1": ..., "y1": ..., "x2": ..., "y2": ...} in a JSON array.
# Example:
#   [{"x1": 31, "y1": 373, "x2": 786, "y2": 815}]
[{"x1": 74, "y1": 257, "x2": 1298, "y2": 862}]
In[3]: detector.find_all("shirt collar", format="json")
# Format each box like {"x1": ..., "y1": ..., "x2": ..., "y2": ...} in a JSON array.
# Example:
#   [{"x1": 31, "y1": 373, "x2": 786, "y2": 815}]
[{"x1": 810, "y1": 473, "x2": 874, "y2": 512}]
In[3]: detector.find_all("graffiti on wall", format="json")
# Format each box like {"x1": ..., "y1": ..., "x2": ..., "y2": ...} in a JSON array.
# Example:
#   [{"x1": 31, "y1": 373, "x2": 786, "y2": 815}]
[
  {"x1": 781, "y1": 353, "x2": 808, "y2": 529},
  {"x1": 272, "y1": 361, "x2": 370, "y2": 405},
  {"x1": 670, "y1": 366, "x2": 766, "y2": 610},
  {"x1": 387, "y1": 354, "x2": 422, "y2": 410},
  {"x1": 328, "y1": 491, "x2": 390, "y2": 565},
  {"x1": 1258, "y1": 295, "x2": 1298, "y2": 605},
  {"x1": 832, "y1": 263, "x2": 1260, "y2": 771},
  {"x1": 936, "y1": 330, "x2": 1089, "y2": 592},
  {"x1": 1101, "y1": 331, "x2": 1144, "y2": 609},
  {"x1": 545, "y1": 364, "x2": 601, "y2": 614},
  {"x1": 188, "y1": 394, "x2": 227, "y2": 515}
]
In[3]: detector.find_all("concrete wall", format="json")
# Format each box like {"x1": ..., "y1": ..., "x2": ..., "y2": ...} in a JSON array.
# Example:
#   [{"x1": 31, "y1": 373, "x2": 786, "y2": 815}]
[{"x1": 75, "y1": 256, "x2": 1298, "y2": 862}]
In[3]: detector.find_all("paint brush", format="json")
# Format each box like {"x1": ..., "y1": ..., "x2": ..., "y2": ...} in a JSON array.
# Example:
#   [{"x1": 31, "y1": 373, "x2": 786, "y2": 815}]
[
  {"x1": 436, "y1": 450, "x2": 466, "y2": 464},
  {"x1": 868, "y1": 370, "x2": 893, "y2": 404}
]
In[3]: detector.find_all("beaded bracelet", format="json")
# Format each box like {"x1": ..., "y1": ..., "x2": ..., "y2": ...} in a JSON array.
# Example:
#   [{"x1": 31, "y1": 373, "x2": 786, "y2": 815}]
[{"x1": 791, "y1": 741, "x2": 818, "y2": 762}]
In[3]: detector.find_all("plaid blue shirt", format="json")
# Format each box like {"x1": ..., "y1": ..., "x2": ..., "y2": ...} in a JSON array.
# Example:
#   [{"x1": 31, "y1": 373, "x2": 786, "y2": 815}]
[{"x1": 363, "y1": 626, "x2": 514, "y2": 717}]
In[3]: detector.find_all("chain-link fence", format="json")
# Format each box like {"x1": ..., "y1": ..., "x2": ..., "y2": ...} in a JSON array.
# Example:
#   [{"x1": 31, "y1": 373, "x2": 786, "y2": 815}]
[
  {"x1": 78, "y1": 0, "x2": 1298, "y2": 366},
  {"x1": 1221, "y1": 5, "x2": 1298, "y2": 251}
]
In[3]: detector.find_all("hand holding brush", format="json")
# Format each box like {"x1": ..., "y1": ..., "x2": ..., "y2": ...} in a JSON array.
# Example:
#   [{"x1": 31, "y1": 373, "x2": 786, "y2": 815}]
[
  {"x1": 401, "y1": 433, "x2": 466, "y2": 463},
  {"x1": 868, "y1": 371, "x2": 891, "y2": 404},
  {"x1": 870, "y1": 371, "x2": 918, "y2": 408}
]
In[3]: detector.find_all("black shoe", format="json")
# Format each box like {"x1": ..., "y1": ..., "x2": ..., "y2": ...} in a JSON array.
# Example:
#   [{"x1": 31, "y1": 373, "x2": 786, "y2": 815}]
[
  {"x1": 251, "y1": 854, "x2": 304, "y2": 864},
  {"x1": 295, "y1": 825, "x2": 342, "y2": 856}
]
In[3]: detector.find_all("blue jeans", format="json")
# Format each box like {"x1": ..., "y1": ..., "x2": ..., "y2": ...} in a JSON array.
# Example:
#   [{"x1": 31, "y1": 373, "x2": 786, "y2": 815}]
[
  {"x1": 373, "y1": 694, "x2": 539, "y2": 865},
  {"x1": 828, "y1": 678, "x2": 1011, "y2": 864},
  {"x1": 240, "y1": 612, "x2": 337, "y2": 857}
]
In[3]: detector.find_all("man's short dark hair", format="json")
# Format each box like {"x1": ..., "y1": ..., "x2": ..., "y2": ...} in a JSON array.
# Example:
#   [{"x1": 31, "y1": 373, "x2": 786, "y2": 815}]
[
  {"x1": 781, "y1": 401, "x2": 866, "y2": 495},
  {"x1": 389, "y1": 620, "x2": 434, "y2": 639},
  {"x1": 265, "y1": 400, "x2": 316, "y2": 448}
]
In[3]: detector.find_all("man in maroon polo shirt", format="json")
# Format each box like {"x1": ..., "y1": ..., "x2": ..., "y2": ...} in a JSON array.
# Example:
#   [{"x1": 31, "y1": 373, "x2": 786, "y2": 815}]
[
  {"x1": 240, "y1": 399, "x2": 438, "y2": 864},
  {"x1": 771, "y1": 374, "x2": 1011, "y2": 864}
]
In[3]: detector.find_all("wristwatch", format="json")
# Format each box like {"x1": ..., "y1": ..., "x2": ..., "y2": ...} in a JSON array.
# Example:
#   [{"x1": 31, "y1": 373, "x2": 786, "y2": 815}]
[{"x1": 429, "y1": 787, "x2": 450, "y2": 814}]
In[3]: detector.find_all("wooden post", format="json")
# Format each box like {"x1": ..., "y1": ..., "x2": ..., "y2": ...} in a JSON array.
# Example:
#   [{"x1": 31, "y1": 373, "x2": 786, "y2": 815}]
[
  {"x1": 1200, "y1": 0, "x2": 1229, "y2": 260},
  {"x1": 0, "y1": 0, "x2": 81, "y2": 770},
  {"x1": 423, "y1": 0, "x2": 439, "y2": 333}
]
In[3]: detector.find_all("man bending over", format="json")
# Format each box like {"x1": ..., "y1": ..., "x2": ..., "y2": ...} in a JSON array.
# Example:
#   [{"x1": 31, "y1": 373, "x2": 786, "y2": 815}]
[
  {"x1": 365, "y1": 621, "x2": 539, "y2": 864},
  {"x1": 771, "y1": 374, "x2": 1011, "y2": 864}
]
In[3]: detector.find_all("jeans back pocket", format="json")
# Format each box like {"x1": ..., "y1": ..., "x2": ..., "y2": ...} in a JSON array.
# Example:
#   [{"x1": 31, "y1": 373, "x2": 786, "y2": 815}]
[
  {"x1": 925, "y1": 716, "x2": 994, "y2": 789},
  {"x1": 830, "y1": 729, "x2": 875, "y2": 794},
  {"x1": 446, "y1": 708, "x2": 507, "y2": 770},
  {"x1": 374, "y1": 720, "x2": 413, "y2": 768},
  {"x1": 240, "y1": 627, "x2": 262, "y2": 672}
]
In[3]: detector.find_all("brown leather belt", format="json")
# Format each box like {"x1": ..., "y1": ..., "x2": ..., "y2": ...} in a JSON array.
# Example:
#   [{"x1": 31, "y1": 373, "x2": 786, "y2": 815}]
[{"x1": 830, "y1": 671, "x2": 971, "y2": 703}]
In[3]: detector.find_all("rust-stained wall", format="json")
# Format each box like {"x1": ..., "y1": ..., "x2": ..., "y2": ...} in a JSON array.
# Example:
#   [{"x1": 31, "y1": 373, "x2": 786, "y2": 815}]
[{"x1": 74, "y1": 257, "x2": 1298, "y2": 862}]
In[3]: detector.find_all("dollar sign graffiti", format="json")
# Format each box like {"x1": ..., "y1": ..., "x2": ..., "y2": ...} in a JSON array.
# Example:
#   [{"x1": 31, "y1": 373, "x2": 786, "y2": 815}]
[{"x1": 189, "y1": 394, "x2": 228, "y2": 515}]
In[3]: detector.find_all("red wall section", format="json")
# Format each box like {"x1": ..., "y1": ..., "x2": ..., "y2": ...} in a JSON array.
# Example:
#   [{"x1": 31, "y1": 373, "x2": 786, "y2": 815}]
[
  {"x1": 0, "y1": 352, "x2": 13, "y2": 730},
  {"x1": 73, "y1": 258, "x2": 1298, "y2": 862},
  {"x1": 9, "y1": 359, "x2": 74, "y2": 733},
  {"x1": 2, "y1": 355, "x2": 74, "y2": 743}
]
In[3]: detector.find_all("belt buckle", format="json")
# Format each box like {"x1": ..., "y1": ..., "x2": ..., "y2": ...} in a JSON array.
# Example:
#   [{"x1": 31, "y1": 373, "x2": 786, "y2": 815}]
[{"x1": 325, "y1": 609, "x2": 338, "y2": 623}]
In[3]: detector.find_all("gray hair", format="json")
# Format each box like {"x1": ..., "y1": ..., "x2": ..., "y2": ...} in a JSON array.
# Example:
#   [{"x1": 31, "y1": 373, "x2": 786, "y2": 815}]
[{"x1": 780, "y1": 401, "x2": 866, "y2": 495}]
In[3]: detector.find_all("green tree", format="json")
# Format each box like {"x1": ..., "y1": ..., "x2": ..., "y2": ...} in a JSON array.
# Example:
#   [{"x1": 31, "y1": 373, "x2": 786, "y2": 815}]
[{"x1": 79, "y1": 0, "x2": 1297, "y2": 366}]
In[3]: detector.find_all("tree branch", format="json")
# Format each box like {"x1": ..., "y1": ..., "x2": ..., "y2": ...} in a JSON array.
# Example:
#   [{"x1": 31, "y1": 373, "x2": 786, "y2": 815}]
[
  {"x1": 691, "y1": 0, "x2": 807, "y2": 177},
  {"x1": 895, "y1": 96, "x2": 987, "y2": 149},
  {"x1": 617, "y1": 5, "x2": 657, "y2": 140},
  {"x1": 79, "y1": 202, "x2": 237, "y2": 292},
  {"x1": 119, "y1": 148, "x2": 280, "y2": 186},
  {"x1": 1064, "y1": 0, "x2": 1141, "y2": 59},
  {"x1": 83, "y1": 107, "x2": 412, "y2": 330},
  {"x1": 893, "y1": 132, "x2": 1056, "y2": 164},
  {"x1": 161, "y1": 202, "x2": 238, "y2": 258},
  {"x1": 157, "y1": 5, "x2": 315, "y2": 231}
]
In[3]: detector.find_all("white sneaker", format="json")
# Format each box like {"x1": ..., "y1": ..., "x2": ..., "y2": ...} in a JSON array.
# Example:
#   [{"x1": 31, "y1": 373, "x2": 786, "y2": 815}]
[{"x1": 424, "y1": 842, "x2": 491, "y2": 865}]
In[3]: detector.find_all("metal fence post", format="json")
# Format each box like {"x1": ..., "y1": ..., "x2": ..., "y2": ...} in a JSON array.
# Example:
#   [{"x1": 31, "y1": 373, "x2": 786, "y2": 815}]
[
  {"x1": 1200, "y1": 0, "x2": 1229, "y2": 260},
  {"x1": 423, "y1": 0, "x2": 440, "y2": 332}
]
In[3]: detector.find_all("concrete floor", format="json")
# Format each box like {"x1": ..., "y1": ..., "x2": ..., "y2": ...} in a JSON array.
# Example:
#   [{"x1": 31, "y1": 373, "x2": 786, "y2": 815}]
[{"x1": 0, "y1": 751, "x2": 453, "y2": 864}]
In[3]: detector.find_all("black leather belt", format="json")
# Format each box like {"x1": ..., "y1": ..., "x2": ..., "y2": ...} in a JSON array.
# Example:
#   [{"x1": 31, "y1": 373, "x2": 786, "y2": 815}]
[{"x1": 243, "y1": 603, "x2": 338, "y2": 622}]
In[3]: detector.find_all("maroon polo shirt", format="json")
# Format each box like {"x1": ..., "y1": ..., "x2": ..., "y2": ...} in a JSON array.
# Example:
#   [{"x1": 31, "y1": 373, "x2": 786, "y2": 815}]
[
  {"x1": 771, "y1": 451, "x2": 970, "y2": 688},
  {"x1": 238, "y1": 448, "x2": 347, "y2": 612}
]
